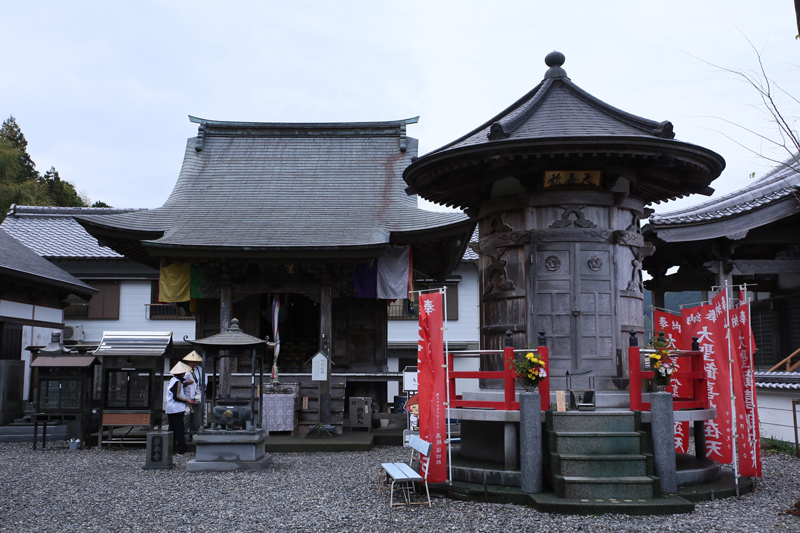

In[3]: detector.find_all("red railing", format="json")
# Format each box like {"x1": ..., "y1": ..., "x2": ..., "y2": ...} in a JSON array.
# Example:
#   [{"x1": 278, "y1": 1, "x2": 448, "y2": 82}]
[
  {"x1": 446, "y1": 345, "x2": 550, "y2": 411},
  {"x1": 628, "y1": 345, "x2": 708, "y2": 411}
]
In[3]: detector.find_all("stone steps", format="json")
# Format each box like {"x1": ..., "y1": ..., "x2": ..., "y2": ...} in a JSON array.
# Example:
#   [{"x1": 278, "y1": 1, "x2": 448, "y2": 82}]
[
  {"x1": 549, "y1": 431, "x2": 645, "y2": 455},
  {"x1": 552, "y1": 474, "x2": 660, "y2": 499},
  {"x1": 551, "y1": 453, "x2": 652, "y2": 477},
  {"x1": 547, "y1": 411, "x2": 659, "y2": 500}
]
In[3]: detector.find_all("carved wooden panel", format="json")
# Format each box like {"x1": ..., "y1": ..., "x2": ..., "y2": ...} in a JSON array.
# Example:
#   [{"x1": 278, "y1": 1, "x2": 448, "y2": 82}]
[{"x1": 532, "y1": 242, "x2": 617, "y2": 381}]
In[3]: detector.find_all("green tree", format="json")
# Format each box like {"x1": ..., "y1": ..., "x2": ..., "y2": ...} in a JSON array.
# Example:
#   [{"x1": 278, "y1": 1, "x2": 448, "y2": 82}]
[
  {"x1": 40, "y1": 166, "x2": 86, "y2": 207},
  {"x1": 90, "y1": 200, "x2": 112, "y2": 208},
  {"x1": 0, "y1": 117, "x2": 90, "y2": 221},
  {"x1": 0, "y1": 116, "x2": 38, "y2": 183}
]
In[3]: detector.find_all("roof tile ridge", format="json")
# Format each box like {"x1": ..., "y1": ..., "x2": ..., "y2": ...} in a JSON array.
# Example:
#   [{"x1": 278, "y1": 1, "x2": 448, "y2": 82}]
[
  {"x1": 488, "y1": 79, "x2": 555, "y2": 140},
  {"x1": 561, "y1": 78, "x2": 674, "y2": 139},
  {"x1": 9, "y1": 205, "x2": 147, "y2": 217}
]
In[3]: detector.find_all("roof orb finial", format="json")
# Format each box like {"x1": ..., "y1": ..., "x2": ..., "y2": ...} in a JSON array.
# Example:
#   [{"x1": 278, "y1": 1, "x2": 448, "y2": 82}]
[{"x1": 544, "y1": 51, "x2": 567, "y2": 79}]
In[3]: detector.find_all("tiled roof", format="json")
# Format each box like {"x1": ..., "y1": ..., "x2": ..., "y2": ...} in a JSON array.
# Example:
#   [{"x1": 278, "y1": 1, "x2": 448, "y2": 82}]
[
  {"x1": 404, "y1": 52, "x2": 724, "y2": 209},
  {"x1": 463, "y1": 227, "x2": 479, "y2": 261},
  {"x1": 432, "y1": 61, "x2": 673, "y2": 156},
  {"x1": 0, "y1": 228, "x2": 97, "y2": 296},
  {"x1": 77, "y1": 118, "x2": 469, "y2": 251},
  {"x1": 1, "y1": 206, "x2": 143, "y2": 258},
  {"x1": 649, "y1": 156, "x2": 800, "y2": 226},
  {"x1": 755, "y1": 371, "x2": 800, "y2": 390}
]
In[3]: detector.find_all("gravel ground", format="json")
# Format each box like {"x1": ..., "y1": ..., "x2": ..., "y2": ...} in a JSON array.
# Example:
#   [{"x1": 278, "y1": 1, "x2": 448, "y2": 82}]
[{"x1": 0, "y1": 442, "x2": 798, "y2": 533}]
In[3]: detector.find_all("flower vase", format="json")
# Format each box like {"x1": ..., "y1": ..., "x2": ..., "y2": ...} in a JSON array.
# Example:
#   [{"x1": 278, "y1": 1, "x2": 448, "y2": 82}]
[{"x1": 69, "y1": 441, "x2": 79, "y2": 451}]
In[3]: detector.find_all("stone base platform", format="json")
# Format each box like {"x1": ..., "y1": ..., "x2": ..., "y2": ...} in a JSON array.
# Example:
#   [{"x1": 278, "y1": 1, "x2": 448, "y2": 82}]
[{"x1": 186, "y1": 428, "x2": 272, "y2": 472}]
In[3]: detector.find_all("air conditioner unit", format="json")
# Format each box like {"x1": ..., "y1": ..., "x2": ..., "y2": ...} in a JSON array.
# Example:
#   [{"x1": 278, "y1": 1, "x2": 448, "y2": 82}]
[{"x1": 63, "y1": 325, "x2": 84, "y2": 344}]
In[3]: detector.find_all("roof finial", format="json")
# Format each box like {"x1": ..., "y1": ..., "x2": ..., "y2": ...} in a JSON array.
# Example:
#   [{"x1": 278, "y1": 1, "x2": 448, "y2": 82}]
[{"x1": 544, "y1": 51, "x2": 567, "y2": 79}]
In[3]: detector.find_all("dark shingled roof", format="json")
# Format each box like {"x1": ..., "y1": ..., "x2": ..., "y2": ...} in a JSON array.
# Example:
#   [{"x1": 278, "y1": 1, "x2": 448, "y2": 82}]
[
  {"x1": 647, "y1": 155, "x2": 800, "y2": 235},
  {"x1": 76, "y1": 117, "x2": 473, "y2": 276},
  {"x1": 404, "y1": 52, "x2": 725, "y2": 211},
  {"x1": 0, "y1": 228, "x2": 98, "y2": 298},
  {"x1": 188, "y1": 318, "x2": 266, "y2": 349},
  {"x1": 1, "y1": 205, "x2": 142, "y2": 258}
]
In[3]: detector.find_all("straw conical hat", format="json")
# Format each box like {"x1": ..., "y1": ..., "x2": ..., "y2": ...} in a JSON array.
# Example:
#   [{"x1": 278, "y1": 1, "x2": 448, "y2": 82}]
[
  {"x1": 183, "y1": 351, "x2": 202, "y2": 362},
  {"x1": 170, "y1": 361, "x2": 192, "y2": 375}
]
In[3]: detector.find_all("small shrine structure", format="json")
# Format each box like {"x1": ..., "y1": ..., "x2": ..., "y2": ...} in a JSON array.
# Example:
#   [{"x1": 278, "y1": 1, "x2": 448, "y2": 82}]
[{"x1": 404, "y1": 52, "x2": 725, "y2": 386}]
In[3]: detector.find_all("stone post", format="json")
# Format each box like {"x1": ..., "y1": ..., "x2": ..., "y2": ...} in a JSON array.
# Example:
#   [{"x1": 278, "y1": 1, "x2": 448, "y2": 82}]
[
  {"x1": 651, "y1": 391, "x2": 677, "y2": 493},
  {"x1": 520, "y1": 391, "x2": 543, "y2": 493}
]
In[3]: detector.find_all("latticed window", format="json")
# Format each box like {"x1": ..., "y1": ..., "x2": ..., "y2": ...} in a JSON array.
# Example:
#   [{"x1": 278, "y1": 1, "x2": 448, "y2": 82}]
[
  {"x1": 785, "y1": 297, "x2": 800, "y2": 356},
  {"x1": 751, "y1": 308, "x2": 774, "y2": 370}
]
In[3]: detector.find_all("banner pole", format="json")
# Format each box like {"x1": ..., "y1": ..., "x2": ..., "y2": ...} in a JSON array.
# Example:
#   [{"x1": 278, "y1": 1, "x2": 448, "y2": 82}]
[
  {"x1": 741, "y1": 283, "x2": 760, "y2": 481},
  {"x1": 441, "y1": 287, "x2": 453, "y2": 485},
  {"x1": 723, "y1": 282, "x2": 740, "y2": 496}
]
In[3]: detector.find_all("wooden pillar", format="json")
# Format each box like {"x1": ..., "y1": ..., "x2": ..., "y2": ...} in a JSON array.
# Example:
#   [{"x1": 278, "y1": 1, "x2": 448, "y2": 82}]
[
  {"x1": 652, "y1": 289, "x2": 665, "y2": 311},
  {"x1": 319, "y1": 282, "x2": 332, "y2": 426},
  {"x1": 219, "y1": 280, "x2": 232, "y2": 398}
]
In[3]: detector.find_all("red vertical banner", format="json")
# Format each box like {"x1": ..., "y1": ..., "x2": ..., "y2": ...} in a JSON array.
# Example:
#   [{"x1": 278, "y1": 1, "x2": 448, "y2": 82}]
[
  {"x1": 683, "y1": 292, "x2": 733, "y2": 464},
  {"x1": 654, "y1": 309, "x2": 689, "y2": 453},
  {"x1": 417, "y1": 292, "x2": 447, "y2": 483},
  {"x1": 731, "y1": 302, "x2": 762, "y2": 477}
]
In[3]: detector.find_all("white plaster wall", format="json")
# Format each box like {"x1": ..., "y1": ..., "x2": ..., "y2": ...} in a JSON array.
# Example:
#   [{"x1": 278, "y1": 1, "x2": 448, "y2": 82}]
[
  {"x1": 387, "y1": 263, "x2": 481, "y2": 399},
  {"x1": 756, "y1": 390, "x2": 800, "y2": 443},
  {"x1": 387, "y1": 263, "x2": 480, "y2": 344},
  {"x1": 67, "y1": 280, "x2": 196, "y2": 343}
]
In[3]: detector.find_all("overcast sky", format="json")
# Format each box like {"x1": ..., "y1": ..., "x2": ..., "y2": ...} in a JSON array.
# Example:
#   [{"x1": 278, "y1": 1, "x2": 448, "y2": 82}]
[{"x1": 2, "y1": 1, "x2": 796, "y2": 213}]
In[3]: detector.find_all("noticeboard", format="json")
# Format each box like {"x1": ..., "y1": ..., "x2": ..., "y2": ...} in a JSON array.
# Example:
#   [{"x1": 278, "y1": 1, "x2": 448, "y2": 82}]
[
  {"x1": 402, "y1": 366, "x2": 418, "y2": 392},
  {"x1": 311, "y1": 352, "x2": 328, "y2": 382}
]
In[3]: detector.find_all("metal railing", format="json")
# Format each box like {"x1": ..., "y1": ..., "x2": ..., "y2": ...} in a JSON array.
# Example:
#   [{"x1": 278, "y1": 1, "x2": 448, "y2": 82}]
[
  {"x1": 145, "y1": 303, "x2": 195, "y2": 320},
  {"x1": 445, "y1": 344, "x2": 550, "y2": 411}
]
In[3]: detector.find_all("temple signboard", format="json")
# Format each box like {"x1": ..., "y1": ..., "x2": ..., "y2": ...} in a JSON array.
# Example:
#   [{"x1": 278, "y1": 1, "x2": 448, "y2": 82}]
[{"x1": 544, "y1": 170, "x2": 601, "y2": 190}]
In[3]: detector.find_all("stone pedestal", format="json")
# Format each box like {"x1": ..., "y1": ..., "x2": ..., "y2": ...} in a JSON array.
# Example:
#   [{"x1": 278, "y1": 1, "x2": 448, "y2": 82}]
[
  {"x1": 520, "y1": 391, "x2": 543, "y2": 493},
  {"x1": 143, "y1": 431, "x2": 173, "y2": 470},
  {"x1": 186, "y1": 428, "x2": 272, "y2": 472},
  {"x1": 651, "y1": 392, "x2": 677, "y2": 493}
]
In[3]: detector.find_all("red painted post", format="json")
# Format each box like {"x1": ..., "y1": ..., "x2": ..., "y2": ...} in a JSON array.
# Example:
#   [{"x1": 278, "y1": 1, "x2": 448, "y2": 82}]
[
  {"x1": 447, "y1": 353, "x2": 458, "y2": 408},
  {"x1": 629, "y1": 345, "x2": 642, "y2": 411},
  {"x1": 503, "y1": 345, "x2": 516, "y2": 411}
]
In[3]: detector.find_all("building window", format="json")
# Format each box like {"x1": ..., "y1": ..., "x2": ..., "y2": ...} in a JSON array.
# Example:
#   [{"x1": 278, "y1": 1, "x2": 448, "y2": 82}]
[
  {"x1": 146, "y1": 281, "x2": 195, "y2": 320},
  {"x1": 387, "y1": 282, "x2": 459, "y2": 321},
  {"x1": 65, "y1": 281, "x2": 120, "y2": 320}
]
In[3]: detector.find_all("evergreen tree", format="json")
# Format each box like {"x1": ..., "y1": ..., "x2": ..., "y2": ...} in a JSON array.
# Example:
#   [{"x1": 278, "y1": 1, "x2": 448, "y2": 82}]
[
  {"x1": 40, "y1": 166, "x2": 86, "y2": 207},
  {"x1": 0, "y1": 116, "x2": 38, "y2": 183},
  {"x1": 0, "y1": 117, "x2": 89, "y2": 221}
]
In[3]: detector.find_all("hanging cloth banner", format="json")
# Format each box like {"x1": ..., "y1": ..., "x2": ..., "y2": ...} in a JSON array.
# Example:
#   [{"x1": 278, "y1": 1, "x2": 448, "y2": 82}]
[
  {"x1": 272, "y1": 295, "x2": 281, "y2": 381},
  {"x1": 654, "y1": 309, "x2": 689, "y2": 454},
  {"x1": 352, "y1": 262, "x2": 377, "y2": 298},
  {"x1": 377, "y1": 245, "x2": 410, "y2": 299},
  {"x1": 731, "y1": 301, "x2": 762, "y2": 477},
  {"x1": 158, "y1": 261, "x2": 191, "y2": 302},
  {"x1": 683, "y1": 292, "x2": 733, "y2": 464},
  {"x1": 417, "y1": 291, "x2": 447, "y2": 483}
]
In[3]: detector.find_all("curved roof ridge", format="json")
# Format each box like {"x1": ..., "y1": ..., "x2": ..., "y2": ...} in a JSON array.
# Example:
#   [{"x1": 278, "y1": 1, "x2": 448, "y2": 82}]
[
  {"x1": 560, "y1": 77, "x2": 674, "y2": 139},
  {"x1": 651, "y1": 154, "x2": 799, "y2": 223},
  {"x1": 188, "y1": 115, "x2": 420, "y2": 129},
  {"x1": 488, "y1": 79, "x2": 555, "y2": 140}
]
